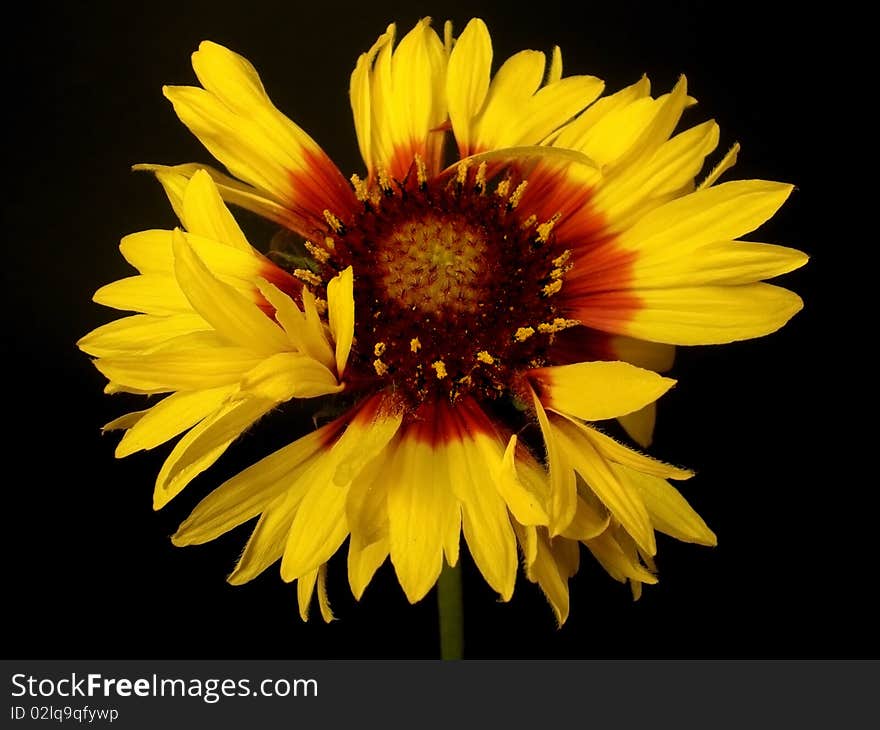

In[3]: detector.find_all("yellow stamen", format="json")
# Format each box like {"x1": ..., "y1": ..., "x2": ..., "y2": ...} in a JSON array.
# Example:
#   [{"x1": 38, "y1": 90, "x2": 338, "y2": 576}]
[
  {"x1": 456, "y1": 159, "x2": 471, "y2": 186},
  {"x1": 414, "y1": 154, "x2": 428, "y2": 189},
  {"x1": 323, "y1": 210, "x2": 344, "y2": 234},
  {"x1": 508, "y1": 180, "x2": 528, "y2": 209},
  {"x1": 496, "y1": 179, "x2": 510, "y2": 198},
  {"x1": 294, "y1": 269, "x2": 322, "y2": 287},
  {"x1": 431, "y1": 360, "x2": 448, "y2": 379},
  {"x1": 374, "y1": 342, "x2": 386, "y2": 357},
  {"x1": 350, "y1": 173, "x2": 369, "y2": 202},
  {"x1": 314, "y1": 298, "x2": 328, "y2": 315},
  {"x1": 538, "y1": 317, "x2": 580, "y2": 334},
  {"x1": 475, "y1": 162, "x2": 487, "y2": 191},
  {"x1": 535, "y1": 213, "x2": 562, "y2": 243},
  {"x1": 552, "y1": 250, "x2": 572, "y2": 267},
  {"x1": 324, "y1": 236, "x2": 336, "y2": 252},
  {"x1": 514, "y1": 326, "x2": 536, "y2": 342},
  {"x1": 476, "y1": 350, "x2": 495, "y2": 365},
  {"x1": 542, "y1": 279, "x2": 563, "y2": 296},
  {"x1": 520, "y1": 214, "x2": 537, "y2": 230},
  {"x1": 304, "y1": 240, "x2": 330, "y2": 263},
  {"x1": 410, "y1": 337, "x2": 422, "y2": 353},
  {"x1": 377, "y1": 167, "x2": 392, "y2": 194},
  {"x1": 373, "y1": 358, "x2": 388, "y2": 376}
]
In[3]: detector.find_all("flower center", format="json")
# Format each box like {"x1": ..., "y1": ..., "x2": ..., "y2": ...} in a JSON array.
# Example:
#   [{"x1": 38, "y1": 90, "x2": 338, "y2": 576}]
[
  {"x1": 378, "y1": 210, "x2": 489, "y2": 316},
  {"x1": 309, "y1": 161, "x2": 579, "y2": 407}
]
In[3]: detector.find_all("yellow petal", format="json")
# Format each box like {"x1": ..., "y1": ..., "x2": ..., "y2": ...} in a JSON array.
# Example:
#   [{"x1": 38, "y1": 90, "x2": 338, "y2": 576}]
[
  {"x1": 495, "y1": 435, "x2": 549, "y2": 526},
  {"x1": 447, "y1": 18, "x2": 492, "y2": 156},
  {"x1": 180, "y1": 169, "x2": 252, "y2": 251},
  {"x1": 135, "y1": 162, "x2": 298, "y2": 229},
  {"x1": 551, "y1": 535, "x2": 580, "y2": 578},
  {"x1": 614, "y1": 464, "x2": 717, "y2": 545},
  {"x1": 154, "y1": 396, "x2": 276, "y2": 508},
  {"x1": 327, "y1": 266, "x2": 354, "y2": 378},
  {"x1": 531, "y1": 388, "x2": 577, "y2": 535},
  {"x1": 237, "y1": 351, "x2": 341, "y2": 401},
  {"x1": 617, "y1": 402, "x2": 657, "y2": 448},
  {"x1": 387, "y1": 431, "x2": 458, "y2": 603},
  {"x1": 256, "y1": 280, "x2": 334, "y2": 370},
  {"x1": 167, "y1": 41, "x2": 348, "y2": 216},
  {"x1": 348, "y1": 534, "x2": 389, "y2": 601},
  {"x1": 697, "y1": 142, "x2": 740, "y2": 190},
  {"x1": 584, "y1": 529, "x2": 658, "y2": 585},
  {"x1": 119, "y1": 230, "x2": 175, "y2": 274},
  {"x1": 346, "y1": 453, "x2": 391, "y2": 548},
  {"x1": 349, "y1": 26, "x2": 393, "y2": 175},
  {"x1": 280, "y1": 399, "x2": 402, "y2": 581},
  {"x1": 358, "y1": 20, "x2": 447, "y2": 178},
  {"x1": 512, "y1": 521, "x2": 537, "y2": 568},
  {"x1": 560, "y1": 495, "x2": 610, "y2": 541},
  {"x1": 102, "y1": 411, "x2": 147, "y2": 431},
  {"x1": 174, "y1": 419, "x2": 342, "y2": 546},
  {"x1": 579, "y1": 422, "x2": 693, "y2": 480},
  {"x1": 94, "y1": 334, "x2": 263, "y2": 393},
  {"x1": 93, "y1": 274, "x2": 190, "y2": 316},
  {"x1": 632, "y1": 240, "x2": 809, "y2": 289},
  {"x1": 164, "y1": 85, "x2": 294, "y2": 202},
  {"x1": 77, "y1": 313, "x2": 209, "y2": 357},
  {"x1": 558, "y1": 87, "x2": 662, "y2": 167},
  {"x1": 227, "y1": 488, "x2": 302, "y2": 584},
  {"x1": 552, "y1": 415, "x2": 656, "y2": 555},
  {"x1": 121, "y1": 229, "x2": 271, "y2": 299},
  {"x1": 619, "y1": 179, "x2": 794, "y2": 254},
  {"x1": 553, "y1": 75, "x2": 651, "y2": 152},
  {"x1": 297, "y1": 568, "x2": 318, "y2": 621},
  {"x1": 316, "y1": 564, "x2": 334, "y2": 622},
  {"x1": 447, "y1": 420, "x2": 518, "y2": 602},
  {"x1": 609, "y1": 77, "x2": 689, "y2": 174},
  {"x1": 531, "y1": 360, "x2": 675, "y2": 421},
  {"x1": 474, "y1": 50, "x2": 545, "y2": 148},
  {"x1": 525, "y1": 528, "x2": 571, "y2": 625},
  {"x1": 115, "y1": 385, "x2": 235, "y2": 457},
  {"x1": 625, "y1": 283, "x2": 804, "y2": 345},
  {"x1": 597, "y1": 119, "x2": 719, "y2": 226},
  {"x1": 172, "y1": 229, "x2": 288, "y2": 354}
]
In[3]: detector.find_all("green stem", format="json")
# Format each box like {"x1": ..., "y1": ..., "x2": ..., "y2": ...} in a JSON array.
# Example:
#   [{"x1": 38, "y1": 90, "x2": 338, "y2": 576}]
[{"x1": 437, "y1": 560, "x2": 464, "y2": 660}]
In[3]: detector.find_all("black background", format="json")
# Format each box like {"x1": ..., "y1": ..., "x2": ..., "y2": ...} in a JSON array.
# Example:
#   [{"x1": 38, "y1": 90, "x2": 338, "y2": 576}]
[{"x1": 4, "y1": 0, "x2": 865, "y2": 659}]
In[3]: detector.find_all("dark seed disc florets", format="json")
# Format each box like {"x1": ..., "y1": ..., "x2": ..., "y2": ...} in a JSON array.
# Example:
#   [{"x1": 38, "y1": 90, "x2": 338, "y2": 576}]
[{"x1": 310, "y1": 161, "x2": 578, "y2": 407}]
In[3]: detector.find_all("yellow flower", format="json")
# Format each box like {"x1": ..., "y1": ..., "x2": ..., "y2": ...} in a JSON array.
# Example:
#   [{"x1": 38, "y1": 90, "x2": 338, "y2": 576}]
[{"x1": 80, "y1": 18, "x2": 806, "y2": 624}]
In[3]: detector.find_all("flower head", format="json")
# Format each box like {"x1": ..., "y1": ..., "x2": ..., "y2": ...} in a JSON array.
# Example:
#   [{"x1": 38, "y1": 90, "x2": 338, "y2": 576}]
[{"x1": 80, "y1": 18, "x2": 806, "y2": 623}]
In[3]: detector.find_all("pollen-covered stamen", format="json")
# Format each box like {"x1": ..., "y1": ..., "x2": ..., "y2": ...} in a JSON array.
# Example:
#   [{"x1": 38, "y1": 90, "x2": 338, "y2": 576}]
[
  {"x1": 377, "y1": 168, "x2": 393, "y2": 196},
  {"x1": 294, "y1": 269, "x2": 323, "y2": 287},
  {"x1": 323, "y1": 210, "x2": 345, "y2": 234},
  {"x1": 455, "y1": 159, "x2": 471, "y2": 188},
  {"x1": 304, "y1": 240, "x2": 330, "y2": 263},
  {"x1": 508, "y1": 181, "x2": 528, "y2": 210},
  {"x1": 351, "y1": 174, "x2": 370, "y2": 202},
  {"x1": 474, "y1": 162, "x2": 488, "y2": 192},
  {"x1": 520, "y1": 214, "x2": 538, "y2": 230},
  {"x1": 535, "y1": 213, "x2": 562, "y2": 244},
  {"x1": 537, "y1": 318, "x2": 581, "y2": 334},
  {"x1": 414, "y1": 154, "x2": 428, "y2": 190}
]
